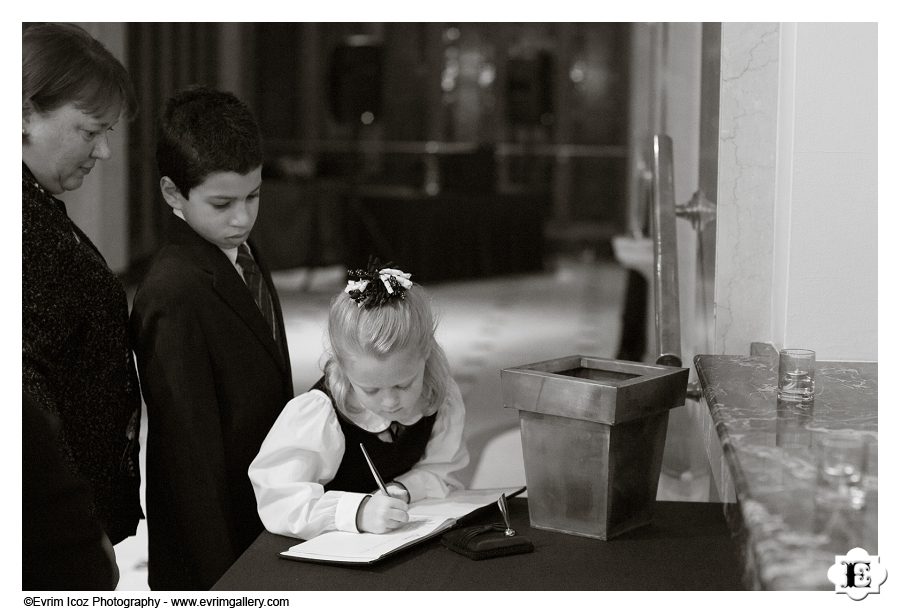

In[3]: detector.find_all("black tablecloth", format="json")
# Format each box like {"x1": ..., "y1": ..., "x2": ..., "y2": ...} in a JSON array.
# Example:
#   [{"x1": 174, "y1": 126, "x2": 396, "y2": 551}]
[{"x1": 213, "y1": 499, "x2": 746, "y2": 590}]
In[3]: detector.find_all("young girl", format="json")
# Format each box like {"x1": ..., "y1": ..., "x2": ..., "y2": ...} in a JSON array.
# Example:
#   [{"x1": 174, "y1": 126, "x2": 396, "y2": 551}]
[{"x1": 249, "y1": 263, "x2": 469, "y2": 540}]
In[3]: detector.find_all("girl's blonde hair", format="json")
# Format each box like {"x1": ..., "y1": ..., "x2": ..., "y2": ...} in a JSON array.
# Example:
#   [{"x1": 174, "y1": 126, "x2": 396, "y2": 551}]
[{"x1": 324, "y1": 284, "x2": 450, "y2": 416}]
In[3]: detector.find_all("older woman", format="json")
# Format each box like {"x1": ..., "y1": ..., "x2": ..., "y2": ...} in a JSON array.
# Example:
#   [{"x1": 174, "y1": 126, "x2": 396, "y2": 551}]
[{"x1": 23, "y1": 23, "x2": 142, "y2": 547}]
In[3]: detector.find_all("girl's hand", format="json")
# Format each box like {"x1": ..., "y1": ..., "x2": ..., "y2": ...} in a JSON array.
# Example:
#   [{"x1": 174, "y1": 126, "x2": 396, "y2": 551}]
[
  {"x1": 385, "y1": 481, "x2": 411, "y2": 503},
  {"x1": 357, "y1": 493, "x2": 409, "y2": 533}
]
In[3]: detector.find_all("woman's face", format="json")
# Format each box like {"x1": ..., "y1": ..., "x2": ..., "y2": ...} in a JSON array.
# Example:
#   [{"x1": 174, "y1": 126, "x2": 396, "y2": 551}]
[
  {"x1": 23, "y1": 102, "x2": 121, "y2": 195},
  {"x1": 344, "y1": 346, "x2": 427, "y2": 423}
]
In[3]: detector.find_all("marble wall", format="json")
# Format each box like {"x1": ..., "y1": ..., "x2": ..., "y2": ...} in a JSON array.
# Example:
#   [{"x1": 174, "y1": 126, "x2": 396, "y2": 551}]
[
  {"x1": 776, "y1": 23, "x2": 878, "y2": 360},
  {"x1": 714, "y1": 23, "x2": 781, "y2": 356},
  {"x1": 714, "y1": 23, "x2": 877, "y2": 360}
]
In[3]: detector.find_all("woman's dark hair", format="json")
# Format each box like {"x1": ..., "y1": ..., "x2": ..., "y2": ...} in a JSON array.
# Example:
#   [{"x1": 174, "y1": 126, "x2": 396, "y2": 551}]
[
  {"x1": 156, "y1": 85, "x2": 263, "y2": 197},
  {"x1": 22, "y1": 23, "x2": 137, "y2": 120}
]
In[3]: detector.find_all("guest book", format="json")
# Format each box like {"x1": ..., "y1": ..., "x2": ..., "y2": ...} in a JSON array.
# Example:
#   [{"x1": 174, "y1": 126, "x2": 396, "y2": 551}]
[{"x1": 279, "y1": 487, "x2": 525, "y2": 566}]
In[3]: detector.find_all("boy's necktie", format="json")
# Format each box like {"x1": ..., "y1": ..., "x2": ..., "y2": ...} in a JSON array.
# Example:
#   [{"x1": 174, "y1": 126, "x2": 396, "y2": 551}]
[{"x1": 237, "y1": 243, "x2": 280, "y2": 346}]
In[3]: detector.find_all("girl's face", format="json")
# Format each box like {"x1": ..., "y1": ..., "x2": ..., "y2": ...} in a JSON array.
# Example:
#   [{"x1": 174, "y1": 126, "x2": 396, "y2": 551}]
[{"x1": 345, "y1": 346, "x2": 427, "y2": 423}]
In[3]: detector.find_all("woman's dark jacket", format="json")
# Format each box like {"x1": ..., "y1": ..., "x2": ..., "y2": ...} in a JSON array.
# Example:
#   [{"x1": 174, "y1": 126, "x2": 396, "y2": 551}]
[{"x1": 22, "y1": 164, "x2": 142, "y2": 545}]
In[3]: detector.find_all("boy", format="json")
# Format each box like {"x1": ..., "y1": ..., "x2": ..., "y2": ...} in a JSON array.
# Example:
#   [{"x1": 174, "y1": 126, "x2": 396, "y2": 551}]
[{"x1": 130, "y1": 86, "x2": 293, "y2": 590}]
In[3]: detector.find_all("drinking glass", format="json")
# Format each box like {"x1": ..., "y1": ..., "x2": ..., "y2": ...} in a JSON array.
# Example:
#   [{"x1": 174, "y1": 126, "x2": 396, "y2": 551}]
[
  {"x1": 777, "y1": 349, "x2": 815, "y2": 402},
  {"x1": 815, "y1": 433, "x2": 866, "y2": 510}
]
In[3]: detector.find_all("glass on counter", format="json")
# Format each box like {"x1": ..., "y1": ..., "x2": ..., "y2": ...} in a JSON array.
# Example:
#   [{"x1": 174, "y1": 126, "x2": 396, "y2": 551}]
[
  {"x1": 777, "y1": 348, "x2": 816, "y2": 402},
  {"x1": 815, "y1": 433, "x2": 867, "y2": 510}
]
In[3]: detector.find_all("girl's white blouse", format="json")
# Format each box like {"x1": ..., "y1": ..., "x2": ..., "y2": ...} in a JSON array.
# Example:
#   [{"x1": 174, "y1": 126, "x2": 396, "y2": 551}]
[{"x1": 248, "y1": 378, "x2": 469, "y2": 540}]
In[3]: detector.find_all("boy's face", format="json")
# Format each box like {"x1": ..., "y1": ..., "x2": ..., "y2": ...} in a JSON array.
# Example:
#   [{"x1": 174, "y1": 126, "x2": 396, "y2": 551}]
[{"x1": 165, "y1": 166, "x2": 262, "y2": 249}]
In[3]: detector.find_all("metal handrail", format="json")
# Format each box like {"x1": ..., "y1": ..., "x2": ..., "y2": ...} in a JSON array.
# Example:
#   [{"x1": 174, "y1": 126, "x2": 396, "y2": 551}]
[{"x1": 650, "y1": 134, "x2": 682, "y2": 368}]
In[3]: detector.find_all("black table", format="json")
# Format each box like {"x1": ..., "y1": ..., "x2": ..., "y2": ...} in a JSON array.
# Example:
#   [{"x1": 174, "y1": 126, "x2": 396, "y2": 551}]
[{"x1": 213, "y1": 498, "x2": 746, "y2": 590}]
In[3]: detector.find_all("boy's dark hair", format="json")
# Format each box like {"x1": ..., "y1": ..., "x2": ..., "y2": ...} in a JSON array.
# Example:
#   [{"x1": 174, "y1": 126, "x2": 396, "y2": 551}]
[{"x1": 156, "y1": 85, "x2": 262, "y2": 197}]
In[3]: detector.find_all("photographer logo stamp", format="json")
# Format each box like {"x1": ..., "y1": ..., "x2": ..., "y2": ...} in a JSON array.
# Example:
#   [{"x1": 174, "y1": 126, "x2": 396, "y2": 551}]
[{"x1": 826, "y1": 547, "x2": 887, "y2": 600}]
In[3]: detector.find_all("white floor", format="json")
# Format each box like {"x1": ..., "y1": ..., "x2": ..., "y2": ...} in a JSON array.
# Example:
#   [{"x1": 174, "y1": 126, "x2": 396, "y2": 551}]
[{"x1": 114, "y1": 254, "x2": 711, "y2": 590}]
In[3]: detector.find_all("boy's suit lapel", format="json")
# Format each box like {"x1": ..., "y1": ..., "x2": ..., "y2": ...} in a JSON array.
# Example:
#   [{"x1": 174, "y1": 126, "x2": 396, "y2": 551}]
[
  {"x1": 211, "y1": 256, "x2": 287, "y2": 370},
  {"x1": 168, "y1": 217, "x2": 288, "y2": 371},
  {"x1": 246, "y1": 238, "x2": 292, "y2": 375}
]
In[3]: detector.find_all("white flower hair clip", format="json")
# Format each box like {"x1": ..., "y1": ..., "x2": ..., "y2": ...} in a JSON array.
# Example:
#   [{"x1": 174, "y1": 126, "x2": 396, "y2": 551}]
[
  {"x1": 378, "y1": 268, "x2": 412, "y2": 294},
  {"x1": 345, "y1": 258, "x2": 413, "y2": 309}
]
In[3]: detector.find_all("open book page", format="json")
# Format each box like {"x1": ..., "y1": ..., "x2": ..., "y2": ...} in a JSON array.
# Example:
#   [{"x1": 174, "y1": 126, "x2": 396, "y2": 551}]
[
  {"x1": 405, "y1": 487, "x2": 524, "y2": 519},
  {"x1": 281, "y1": 486, "x2": 524, "y2": 564},
  {"x1": 284, "y1": 516, "x2": 455, "y2": 563}
]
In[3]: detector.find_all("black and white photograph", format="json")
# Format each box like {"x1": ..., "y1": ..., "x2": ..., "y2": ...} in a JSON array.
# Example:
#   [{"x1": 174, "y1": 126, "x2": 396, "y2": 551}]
[{"x1": 13, "y1": 7, "x2": 889, "y2": 606}]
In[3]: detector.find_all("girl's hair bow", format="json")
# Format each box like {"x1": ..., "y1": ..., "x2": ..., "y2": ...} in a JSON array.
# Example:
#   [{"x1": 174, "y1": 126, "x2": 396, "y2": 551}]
[{"x1": 344, "y1": 258, "x2": 413, "y2": 309}]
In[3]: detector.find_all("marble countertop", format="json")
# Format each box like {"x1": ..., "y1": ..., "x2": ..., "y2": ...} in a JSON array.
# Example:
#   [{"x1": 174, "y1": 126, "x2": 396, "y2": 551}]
[{"x1": 694, "y1": 354, "x2": 877, "y2": 590}]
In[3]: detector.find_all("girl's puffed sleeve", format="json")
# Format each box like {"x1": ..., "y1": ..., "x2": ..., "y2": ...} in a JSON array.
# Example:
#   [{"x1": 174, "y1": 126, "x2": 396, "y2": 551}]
[
  {"x1": 248, "y1": 391, "x2": 371, "y2": 540},
  {"x1": 394, "y1": 378, "x2": 470, "y2": 502}
]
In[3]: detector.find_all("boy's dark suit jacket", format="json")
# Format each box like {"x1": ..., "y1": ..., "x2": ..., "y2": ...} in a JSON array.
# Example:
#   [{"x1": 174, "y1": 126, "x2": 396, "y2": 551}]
[{"x1": 130, "y1": 216, "x2": 294, "y2": 591}]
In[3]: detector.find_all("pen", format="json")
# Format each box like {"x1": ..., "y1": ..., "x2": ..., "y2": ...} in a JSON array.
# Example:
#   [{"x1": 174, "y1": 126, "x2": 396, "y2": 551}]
[
  {"x1": 359, "y1": 442, "x2": 390, "y2": 496},
  {"x1": 498, "y1": 493, "x2": 516, "y2": 536}
]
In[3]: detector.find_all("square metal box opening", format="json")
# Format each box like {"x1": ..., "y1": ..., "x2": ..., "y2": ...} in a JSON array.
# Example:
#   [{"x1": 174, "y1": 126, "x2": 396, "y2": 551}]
[{"x1": 501, "y1": 355, "x2": 688, "y2": 539}]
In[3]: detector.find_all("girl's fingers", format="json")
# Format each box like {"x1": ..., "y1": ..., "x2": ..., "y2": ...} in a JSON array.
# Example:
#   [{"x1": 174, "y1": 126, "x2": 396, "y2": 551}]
[
  {"x1": 386, "y1": 509, "x2": 408, "y2": 525},
  {"x1": 374, "y1": 494, "x2": 406, "y2": 508}
]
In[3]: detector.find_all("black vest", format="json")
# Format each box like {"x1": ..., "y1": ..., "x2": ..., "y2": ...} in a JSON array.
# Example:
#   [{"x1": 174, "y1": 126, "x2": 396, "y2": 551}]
[{"x1": 311, "y1": 378, "x2": 436, "y2": 493}]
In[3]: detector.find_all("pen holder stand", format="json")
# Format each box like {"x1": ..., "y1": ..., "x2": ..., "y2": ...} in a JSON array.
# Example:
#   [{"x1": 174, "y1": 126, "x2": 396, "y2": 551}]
[{"x1": 501, "y1": 355, "x2": 688, "y2": 540}]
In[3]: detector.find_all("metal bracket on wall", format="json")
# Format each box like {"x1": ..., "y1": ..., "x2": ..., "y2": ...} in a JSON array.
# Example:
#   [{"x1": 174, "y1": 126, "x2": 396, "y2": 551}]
[
  {"x1": 675, "y1": 189, "x2": 716, "y2": 231},
  {"x1": 685, "y1": 379, "x2": 704, "y2": 402}
]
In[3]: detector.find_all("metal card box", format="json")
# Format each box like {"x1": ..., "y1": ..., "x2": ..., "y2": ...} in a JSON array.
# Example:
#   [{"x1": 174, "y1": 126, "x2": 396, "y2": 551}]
[{"x1": 501, "y1": 355, "x2": 688, "y2": 540}]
